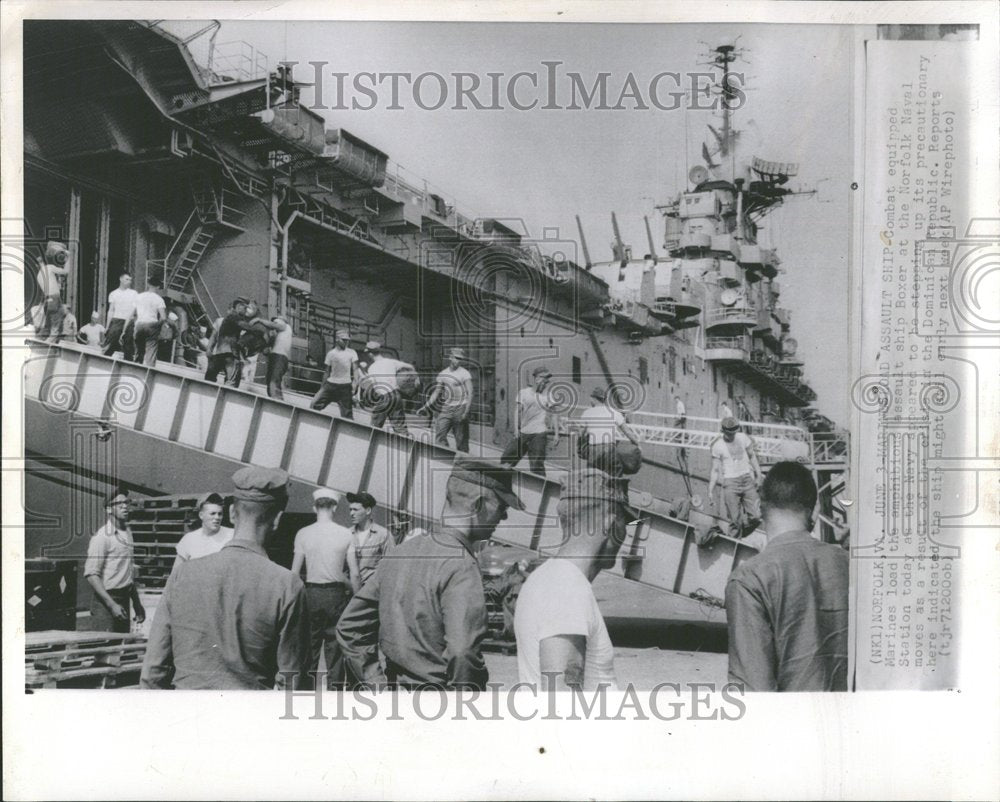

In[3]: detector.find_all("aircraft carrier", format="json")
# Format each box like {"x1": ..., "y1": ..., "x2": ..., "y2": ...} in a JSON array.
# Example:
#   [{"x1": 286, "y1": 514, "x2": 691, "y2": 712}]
[{"x1": 21, "y1": 20, "x2": 849, "y2": 635}]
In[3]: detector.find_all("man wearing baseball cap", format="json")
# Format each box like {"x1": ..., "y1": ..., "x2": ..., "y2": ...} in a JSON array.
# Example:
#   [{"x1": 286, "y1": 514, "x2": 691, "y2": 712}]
[
  {"x1": 141, "y1": 467, "x2": 310, "y2": 689},
  {"x1": 708, "y1": 416, "x2": 763, "y2": 537},
  {"x1": 291, "y1": 488, "x2": 358, "y2": 689},
  {"x1": 514, "y1": 469, "x2": 629, "y2": 690},
  {"x1": 337, "y1": 458, "x2": 524, "y2": 689},
  {"x1": 500, "y1": 365, "x2": 560, "y2": 476},
  {"x1": 312, "y1": 329, "x2": 359, "y2": 419},
  {"x1": 418, "y1": 347, "x2": 474, "y2": 452}
]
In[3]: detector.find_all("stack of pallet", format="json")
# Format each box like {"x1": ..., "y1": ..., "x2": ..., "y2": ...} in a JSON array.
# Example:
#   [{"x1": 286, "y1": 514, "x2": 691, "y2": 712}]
[
  {"x1": 482, "y1": 599, "x2": 516, "y2": 655},
  {"x1": 129, "y1": 495, "x2": 201, "y2": 589},
  {"x1": 25, "y1": 631, "x2": 147, "y2": 689}
]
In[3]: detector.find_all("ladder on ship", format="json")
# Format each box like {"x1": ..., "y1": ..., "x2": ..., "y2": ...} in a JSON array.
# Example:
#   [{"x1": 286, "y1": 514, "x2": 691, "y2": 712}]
[{"x1": 23, "y1": 339, "x2": 762, "y2": 610}]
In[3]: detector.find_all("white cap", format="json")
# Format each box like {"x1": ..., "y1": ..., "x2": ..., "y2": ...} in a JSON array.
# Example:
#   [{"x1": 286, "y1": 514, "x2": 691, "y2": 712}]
[{"x1": 312, "y1": 487, "x2": 342, "y2": 503}]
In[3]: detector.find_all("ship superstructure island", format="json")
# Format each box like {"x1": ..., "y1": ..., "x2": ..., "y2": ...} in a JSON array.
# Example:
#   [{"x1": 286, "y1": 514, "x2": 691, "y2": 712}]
[{"x1": 21, "y1": 22, "x2": 849, "y2": 626}]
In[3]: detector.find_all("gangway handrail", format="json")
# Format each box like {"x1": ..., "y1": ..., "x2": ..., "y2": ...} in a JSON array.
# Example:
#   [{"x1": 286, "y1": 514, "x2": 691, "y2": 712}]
[
  {"x1": 561, "y1": 405, "x2": 808, "y2": 440},
  {"x1": 626, "y1": 409, "x2": 809, "y2": 440},
  {"x1": 557, "y1": 405, "x2": 848, "y2": 465}
]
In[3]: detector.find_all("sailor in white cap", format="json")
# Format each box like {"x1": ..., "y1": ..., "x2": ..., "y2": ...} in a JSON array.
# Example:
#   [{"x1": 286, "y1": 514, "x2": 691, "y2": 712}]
[
  {"x1": 418, "y1": 346, "x2": 474, "y2": 452},
  {"x1": 312, "y1": 328, "x2": 359, "y2": 419},
  {"x1": 290, "y1": 487, "x2": 359, "y2": 689}
]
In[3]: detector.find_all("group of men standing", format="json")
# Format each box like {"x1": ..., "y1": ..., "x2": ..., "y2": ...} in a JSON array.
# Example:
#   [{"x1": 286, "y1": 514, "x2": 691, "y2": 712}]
[
  {"x1": 133, "y1": 470, "x2": 407, "y2": 689},
  {"x1": 115, "y1": 454, "x2": 846, "y2": 693}
]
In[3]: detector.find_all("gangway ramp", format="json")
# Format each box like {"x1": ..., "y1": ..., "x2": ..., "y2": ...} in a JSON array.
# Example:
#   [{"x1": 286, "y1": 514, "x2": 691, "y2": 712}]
[{"x1": 23, "y1": 340, "x2": 758, "y2": 615}]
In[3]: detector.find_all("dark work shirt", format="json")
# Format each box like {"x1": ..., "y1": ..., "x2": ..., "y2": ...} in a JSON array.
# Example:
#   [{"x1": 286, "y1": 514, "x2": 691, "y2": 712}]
[
  {"x1": 140, "y1": 540, "x2": 310, "y2": 690},
  {"x1": 213, "y1": 313, "x2": 251, "y2": 356},
  {"x1": 726, "y1": 530, "x2": 849, "y2": 692},
  {"x1": 336, "y1": 528, "x2": 488, "y2": 689}
]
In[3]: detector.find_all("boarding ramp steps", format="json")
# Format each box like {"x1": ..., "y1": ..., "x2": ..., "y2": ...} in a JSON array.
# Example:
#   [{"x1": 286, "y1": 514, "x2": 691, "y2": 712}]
[{"x1": 24, "y1": 339, "x2": 761, "y2": 609}]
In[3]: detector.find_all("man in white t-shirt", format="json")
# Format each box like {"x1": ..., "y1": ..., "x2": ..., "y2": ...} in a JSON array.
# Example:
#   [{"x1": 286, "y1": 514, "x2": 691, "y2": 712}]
[
  {"x1": 708, "y1": 416, "x2": 763, "y2": 537},
  {"x1": 514, "y1": 469, "x2": 628, "y2": 690},
  {"x1": 172, "y1": 493, "x2": 234, "y2": 576},
  {"x1": 104, "y1": 272, "x2": 138, "y2": 360},
  {"x1": 291, "y1": 487, "x2": 359, "y2": 689},
  {"x1": 500, "y1": 365, "x2": 559, "y2": 476},
  {"x1": 312, "y1": 329, "x2": 359, "y2": 418},
  {"x1": 77, "y1": 312, "x2": 106, "y2": 349},
  {"x1": 576, "y1": 387, "x2": 642, "y2": 477},
  {"x1": 364, "y1": 341, "x2": 413, "y2": 435},
  {"x1": 130, "y1": 277, "x2": 167, "y2": 366},
  {"x1": 266, "y1": 316, "x2": 293, "y2": 400},
  {"x1": 418, "y1": 347, "x2": 474, "y2": 452}
]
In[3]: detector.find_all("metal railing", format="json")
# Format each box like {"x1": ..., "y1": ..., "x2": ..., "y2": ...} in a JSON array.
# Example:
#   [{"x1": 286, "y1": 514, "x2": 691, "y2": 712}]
[
  {"x1": 208, "y1": 40, "x2": 268, "y2": 84},
  {"x1": 706, "y1": 306, "x2": 756, "y2": 327},
  {"x1": 705, "y1": 334, "x2": 751, "y2": 353},
  {"x1": 146, "y1": 210, "x2": 199, "y2": 287},
  {"x1": 812, "y1": 431, "x2": 850, "y2": 464},
  {"x1": 629, "y1": 410, "x2": 809, "y2": 441}
]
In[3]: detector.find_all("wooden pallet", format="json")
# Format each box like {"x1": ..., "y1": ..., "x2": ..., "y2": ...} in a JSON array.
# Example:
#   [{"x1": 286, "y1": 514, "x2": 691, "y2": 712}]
[
  {"x1": 25, "y1": 630, "x2": 147, "y2": 689},
  {"x1": 26, "y1": 664, "x2": 143, "y2": 690},
  {"x1": 129, "y1": 495, "x2": 203, "y2": 587}
]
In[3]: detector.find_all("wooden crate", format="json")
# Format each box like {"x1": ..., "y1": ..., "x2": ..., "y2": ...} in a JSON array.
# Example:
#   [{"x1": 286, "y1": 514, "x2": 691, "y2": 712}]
[{"x1": 25, "y1": 630, "x2": 147, "y2": 689}]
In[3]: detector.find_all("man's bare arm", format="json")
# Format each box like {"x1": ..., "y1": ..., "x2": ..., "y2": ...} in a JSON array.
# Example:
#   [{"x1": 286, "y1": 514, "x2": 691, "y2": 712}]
[
  {"x1": 708, "y1": 455, "x2": 721, "y2": 502},
  {"x1": 539, "y1": 634, "x2": 587, "y2": 691}
]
